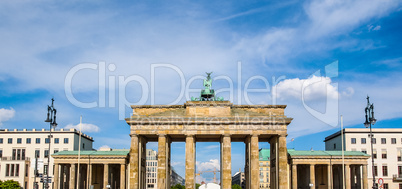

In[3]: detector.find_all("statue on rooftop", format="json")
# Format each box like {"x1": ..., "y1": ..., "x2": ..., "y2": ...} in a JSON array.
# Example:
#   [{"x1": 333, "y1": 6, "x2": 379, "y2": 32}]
[{"x1": 191, "y1": 72, "x2": 224, "y2": 101}]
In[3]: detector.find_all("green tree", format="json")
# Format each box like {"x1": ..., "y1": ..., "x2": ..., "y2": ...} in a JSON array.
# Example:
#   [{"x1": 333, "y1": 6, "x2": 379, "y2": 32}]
[
  {"x1": 232, "y1": 184, "x2": 242, "y2": 189},
  {"x1": 171, "y1": 183, "x2": 185, "y2": 189},
  {"x1": 0, "y1": 180, "x2": 21, "y2": 188},
  {"x1": 196, "y1": 183, "x2": 201, "y2": 189}
]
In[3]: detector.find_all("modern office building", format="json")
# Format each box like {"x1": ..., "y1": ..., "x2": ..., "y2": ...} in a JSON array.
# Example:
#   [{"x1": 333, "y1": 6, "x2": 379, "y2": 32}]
[
  {"x1": 0, "y1": 128, "x2": 93, "y2": 189},
  {"x1": 146, "y1": 149, "x2": 158, "y2": 189},
  {"x1": 324, "y1": 128, "x2": 402, "y2": 189},
  {"x1": 170, "y1": 167, "x2": 185, "y2": 186},
  {"x1": 232, "y1": 169, "x2": 245, "y2": 189}
]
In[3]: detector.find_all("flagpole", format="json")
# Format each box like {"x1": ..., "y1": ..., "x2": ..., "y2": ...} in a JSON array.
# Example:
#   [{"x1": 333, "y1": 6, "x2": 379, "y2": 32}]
[
  {"x1": 77, "y1": 115, "x2": 82, "y2": 189},
  {"x1": 341, "y1": 115, "x2": 345, "y2": 189}
]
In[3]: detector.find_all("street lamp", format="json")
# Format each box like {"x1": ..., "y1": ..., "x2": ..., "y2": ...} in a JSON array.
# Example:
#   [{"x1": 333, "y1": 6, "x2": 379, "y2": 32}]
[
  {"x1": 45, "y1": 98, "x2": 58, "y2": 189},
  {"x1": 364, "y1": 96, "x2": 377, "y2": 189}
]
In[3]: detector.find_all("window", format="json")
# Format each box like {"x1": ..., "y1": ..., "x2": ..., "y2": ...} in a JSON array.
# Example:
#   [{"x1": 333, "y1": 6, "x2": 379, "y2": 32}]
[
  {"x1": 54, "y1": 138, "x2": 59, "y2": 144},
  {"x1": 0, "y1": 149, "x2": 2, "y2": 158},
  {"x1": 383, "y1": 166, "x2": 388, "y2": 176},
  {"x1": 0, "y1": 138, "x2": 3, "y2": 143},
  {"x1": 22, "y1": 149, "x2": 25, "y2": 160},
  {"x1": 392, "y1": 138, "x2": 397, "y2": 144},
  {"x1": 45, "y1": 138, "x2": 50, "y2": 144},
  {"x1": 382, "y1": 149, "x2": 387, "y2": 159},
  {"x1": 8, "y1": 138, "x2": 12, "y2": 144},
  {"x1": 12, "y1": 149, "x2": 16, "y2": 160},
  {"x1": 44, "y1": 150, "x2": 49, "y2": 158},
  {"x1": 17, "y1": 149, "x2": 21, "y2": 160},
  {"x1": 374, "y1": 166, "x2": 378, "y2": 176},
  {"x1": 25, "y1": 164, "x2": 28, "y2": 177},
  {"x1": 54, "y1": 149, "x2": 59, "y2": 154},
  {"x1": 35, "y1": 150, "x2": 40, "y2": 158},
  {"x1": 373, "y1": 149, "x2": 377, "y2": 159},
  {"x1": 83, "y1": 143, "x2": 85, "y2": 149},
  {"x1": 398, "y1": 149, "x2": 402, "y2": 161},
  {"x1": 64, "y1": 138, "x2": 69, "y2": 144},
  {"x1": 351, "y1": 138, "x2": 356, "y2": 144},
  {"x1": 15, "y1": 164, "x2": 19, "y2": 177},
  {"x1": 44, "y1": 165, "x2": 48, "y2": 175},
  {"x1": 361, "y1": 138, "x2": 366, "y2": 144},
  {"x1": 384, "y1": 183, "x2": 388, "y2": 189},
  {"x1": 334, "y1": 143, "x2": 336, "y2": 149},
  {"x1": 362, "y1": 149, "x2": 367, "y2": 154},
  {"x1": 26, "y1": 138, "x2": 31, "y2": 144},
  {"x1": 381, "y1": 138, "x2": 386, "y2": 144},
  {"x1": 35, "y1": 138, "x2": 40, "y2": 144},
  {"x1": 373, "y1": 138, "x2": 377, "y2": 144},
  {"x1": 17, "y1": 138, "x2": 22, "y2": 144},
  {"x1": 10, "y1": 164, "x2": 14, "y2": 176},
  {"x1": 5, "y1": 164, "x2": 10, "y2": 176}
]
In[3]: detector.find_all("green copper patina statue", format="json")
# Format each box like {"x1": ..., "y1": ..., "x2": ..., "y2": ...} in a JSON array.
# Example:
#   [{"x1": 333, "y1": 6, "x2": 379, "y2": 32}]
[{"x1": 191, "y1": 72, "x2": 224, "y2": 101}]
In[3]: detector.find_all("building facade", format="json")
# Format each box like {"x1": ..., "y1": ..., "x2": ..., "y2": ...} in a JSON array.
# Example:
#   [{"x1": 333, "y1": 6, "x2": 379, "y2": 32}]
[
  {"x1": 0, "y1": 128, "x2": 93, "y2": 189},
  {"x1": 259, "y1": 149, "x2": 270, "y2": 189},
  {"x1": 146, "y1": 149, "x2": 158, "y2": 189},
  {"x1": 232, "y1": 170, "x2": 245, "y2": 189},
  {"x1": 170, "y1": 168, "x2": 185, "y2": 186},
  {"x1": 325, "y1": 128, "x2": 402, "y2": 188}
]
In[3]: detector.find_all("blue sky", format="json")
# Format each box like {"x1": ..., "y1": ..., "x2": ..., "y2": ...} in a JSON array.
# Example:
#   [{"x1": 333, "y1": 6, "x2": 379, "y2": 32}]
[{"x1": 1, "y1": 0, "x2": 402, "y2": 182}]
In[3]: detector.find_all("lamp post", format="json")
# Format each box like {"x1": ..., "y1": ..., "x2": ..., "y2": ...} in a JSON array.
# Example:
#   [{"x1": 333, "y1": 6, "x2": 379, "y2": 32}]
[
  {"x1": 364, "y1": 96, "x2": 377, "y2": 189},
  {"x1": 45, "y1": 98, "x2": 58, "y2": 189}
]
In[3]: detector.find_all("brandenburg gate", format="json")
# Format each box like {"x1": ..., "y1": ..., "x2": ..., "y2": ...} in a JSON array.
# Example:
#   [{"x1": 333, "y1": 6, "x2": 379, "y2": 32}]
[{"x1": 126, "y1": 73, "x2": 293, "y2": 189}]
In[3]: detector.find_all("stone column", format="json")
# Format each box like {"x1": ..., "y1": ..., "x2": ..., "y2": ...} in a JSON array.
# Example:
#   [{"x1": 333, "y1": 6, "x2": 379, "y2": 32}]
[
  {"x1": 104, "y1": 163, "x2": 109, "y2": 189},
  {"x1": 69, "y1": 164, "x2": 76, "y2": 189},
  {"x1": 292, "y1": 164, "x2": 297, "y2": 189},
  {"x1": 244, "y1": 136, "x2": 251, "y2": 189},
  {"x1": 345, "y1": 164, "x2": 351, "y2": 189},
  {"x1": 310, "y1": 164, "x2": 315, "y2": 189},
  {"x1": 129, "y1": 134, "x2": 139, "y2": 189},
  {"x1": 221, "y1": 134, "x2": 231, "y2": 189},
  {"x1": 158, "y1": 134, "x2": 168, "y2": 189},
  {"x1": 250, "y1": 135, "x2": 259, "y2": 189},
  {"x1": 185, "y1": 135, "x2": 196, "y2": 189},
  {"x1": 327, "y1": 164, "x2": 332, "y2": 189},
  {"x1": 121, "y1": 164, "x2": 126, "y2": 189},
  {"x1": 87, "y1": 164, "x2": 92, "y2": 189},
  {"x1": 362, "y1": 164, "x2": 368, "y2": 189},
  {"x1": 278, "y1": 135, "x2": 288, "y2": 188},
  {"x1": 270, "y1": 136, "x2": 278, "y2": 189},
  {"x1": 139, "y1": 136, "x2": 147, "y2": 188},
  {"x1": 54, "y1": 163, "x2": 59, "y2": 189}
]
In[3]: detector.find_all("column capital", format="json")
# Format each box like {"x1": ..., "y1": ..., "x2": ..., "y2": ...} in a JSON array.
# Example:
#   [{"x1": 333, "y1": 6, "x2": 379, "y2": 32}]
[
  {"x1": 158, "y1": 134, "x2": 166, "y2": 137},
  {"x1": 222, "y1": 134, "x2": 231, "y2": 137},
  {"x1": 186, "y1": 134, "x2": 195, "y2": 137},
  {"x1": 251, "y1": 134, "x2": 259, "y2": 138},
  {"x1": 279, "y1": 134, "x2": 288, "y2": 137},
  {"x1": 129, "y1": 134, "x2": 138, "y2": 137}
]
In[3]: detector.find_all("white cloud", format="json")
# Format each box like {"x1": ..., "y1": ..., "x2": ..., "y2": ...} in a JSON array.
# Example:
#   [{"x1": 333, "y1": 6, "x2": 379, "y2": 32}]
[
  {"x1": 98, "y1": 145, "x2": 110, "y2": 150},
  {"x1": 65, "y1": 123, "x2": 100, "y2": 133},
  {"x1": 274, "y1": 76, "x2": 338, "y2": 101},
  {"x1": 305, "y1": 0, "x2": 398, "y2": 37},
  {"x1": 204, "y1": 145, "x2": 220, "y2": 150},
  {"x1": 196, "y1": 159, "x2": 220, "y2": 172},
  {"x1": 368, "y1": 24, "x2": 381, "y2": 32},
  {"x1": 0, "y1": 107, "x2": 15, "y2": 126}
]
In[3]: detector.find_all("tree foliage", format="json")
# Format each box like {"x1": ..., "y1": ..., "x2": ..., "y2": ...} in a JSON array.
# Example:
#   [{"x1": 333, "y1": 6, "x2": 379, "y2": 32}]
[
  {"x1": 171, "y1": 183, "x2": 185, "y2": 189},
  {"x1": 232, "y1": 184, "x2": 242, "y2": 189},
  {"x1": 196, "y1": 183, "x2": 201, "y2": 189},
  {"x1": 0, "y1": 180, "x2": 21, "y2": 188}
]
